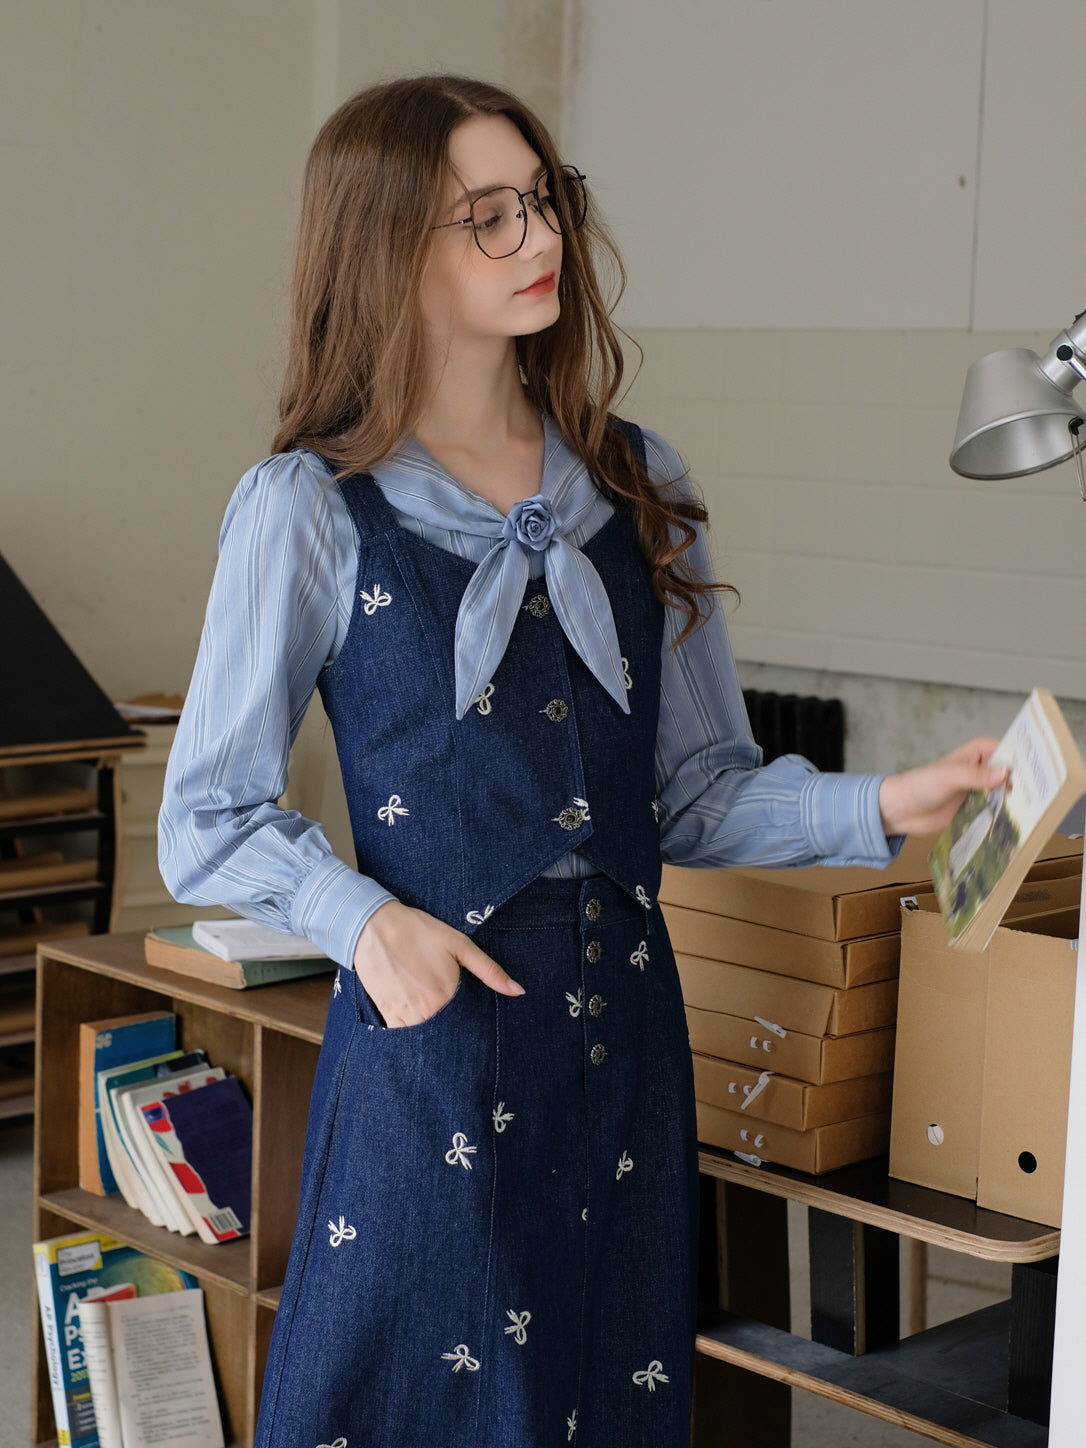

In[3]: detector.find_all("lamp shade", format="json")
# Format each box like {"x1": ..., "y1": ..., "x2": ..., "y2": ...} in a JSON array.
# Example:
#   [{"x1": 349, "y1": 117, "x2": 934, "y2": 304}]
[{"x1": 950, "y1": 347, "x2": 1086, "y2": 479}]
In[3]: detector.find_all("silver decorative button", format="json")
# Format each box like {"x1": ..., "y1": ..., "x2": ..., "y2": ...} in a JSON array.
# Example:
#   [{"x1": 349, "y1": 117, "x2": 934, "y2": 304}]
[
  {"x1": 590, "y1": 1043, "x2": 608, "y2": 1066},
  {"x1": 586, "y1": 940, "x2": 602, "y2": 964},
  {"x1": 544, "y1": 699, "x2": 569, "y2": 723},
  {"x1": 528, "y1": 594, "x2": 551, "y2": 618},
  {"x1": 588, "y1": 994, "x2": 606, "y2": 1018},
  {"x1": 557, "y1": 807, "x2": 586, "y2": 831},
  {"x1": 585, "y1": 898, "x2": 602, "y2": 922}
]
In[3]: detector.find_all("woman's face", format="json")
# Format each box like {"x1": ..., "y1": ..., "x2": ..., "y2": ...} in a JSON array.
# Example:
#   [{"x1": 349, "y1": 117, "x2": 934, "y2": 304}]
[{"x1": 420, "y1": 113, "x2": 563, "y2": 352}]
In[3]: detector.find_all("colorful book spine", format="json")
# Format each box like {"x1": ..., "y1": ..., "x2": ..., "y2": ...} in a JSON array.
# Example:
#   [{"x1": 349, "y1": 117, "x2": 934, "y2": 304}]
[
  {"x1": 139, "y1": 1076, "x2": 253, "y2": 1245},
  {"x1": 79, "y1": 1014, "x2": 177, "y2": 1195}
]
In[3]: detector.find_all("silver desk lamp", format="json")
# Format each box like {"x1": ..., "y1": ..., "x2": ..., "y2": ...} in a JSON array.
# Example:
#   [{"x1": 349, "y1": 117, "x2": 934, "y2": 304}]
[
  {"x1": 951, "y1": 310, "x2": 1086, "y2": 1446},
  {"x1": 950, "y1": 309, "x2": 1086, "y2": 495}
]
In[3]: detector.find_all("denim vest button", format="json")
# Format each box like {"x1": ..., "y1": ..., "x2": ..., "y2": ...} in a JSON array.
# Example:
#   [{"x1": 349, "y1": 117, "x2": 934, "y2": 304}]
[
  {"x1": 590, "y1": 1043, "x2": 608, "y2": 1066},
  {"x1": 586, "y1": 940, "x2": 602, "y2": 964},
  {"x1": 544, "y1": 699, "x2": 569, "y2": 723},
  {"x1": 557, "y1": 807, "x2": 585, "y2": 831},
  {"x1": 585, "y1": 898, "x2": 602, "y2": 921},
  {"x1": 588, "y1": 993, "x2": 606, "y2": 1017},
  {"x1": 527, "y1": 594, "x2": 551, "y2": 618}
]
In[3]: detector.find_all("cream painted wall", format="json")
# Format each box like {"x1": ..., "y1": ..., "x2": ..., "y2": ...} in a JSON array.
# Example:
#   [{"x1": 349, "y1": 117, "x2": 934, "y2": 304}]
[
  {"x1": 566, "y1": 0, "x2": 1086, "y2": 723},
  {"x1": 4, "y1": 0, "x2": 561, "y2": 711}
]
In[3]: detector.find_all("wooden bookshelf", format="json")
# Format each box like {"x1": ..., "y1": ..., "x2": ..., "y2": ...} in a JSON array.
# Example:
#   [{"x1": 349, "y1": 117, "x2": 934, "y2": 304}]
[
  {"x1": 32, "y1": 932, "x2": 329, "y2": 1448},
  {"x1": 1, "y1": 743, "x2": 142, "y2": 1120}
]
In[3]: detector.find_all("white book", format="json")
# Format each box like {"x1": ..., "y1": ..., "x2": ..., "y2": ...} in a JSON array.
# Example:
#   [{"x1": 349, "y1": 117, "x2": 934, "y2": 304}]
[
  {"x1": 116, "y1": 1069, "x2": 226, "y2": 1235},
  {"x1": 78, "y1": 1289, "x2": 224, "y2": 1448},
  {"x1": 191, "y1": 918, "x2": 324, "y2": 961}
]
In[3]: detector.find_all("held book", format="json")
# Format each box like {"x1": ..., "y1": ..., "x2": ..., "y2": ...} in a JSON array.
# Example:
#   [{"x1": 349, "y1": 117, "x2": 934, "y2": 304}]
[
  {"x1": 145, "y1": 925, "x2": 336, "y2": 989},
  {"x1": 78, "y1": 1013, "x2": 177, "y2": 1196},
  {"x1": 929, "y1": 688, "x2": 1086, "y2": 950},
  {"x1": 32, "y1": 1230, "x2": 196, "y2": 1448},
  {"x1": 78, "y1": 1288, "x2": 224, "y2": 1448}
]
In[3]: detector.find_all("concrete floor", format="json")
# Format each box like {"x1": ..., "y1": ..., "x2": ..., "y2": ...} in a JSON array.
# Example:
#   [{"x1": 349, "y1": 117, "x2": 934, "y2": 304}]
[{"x1": 2, "y1": 1116, "x2": 1013, "y2": 1448}]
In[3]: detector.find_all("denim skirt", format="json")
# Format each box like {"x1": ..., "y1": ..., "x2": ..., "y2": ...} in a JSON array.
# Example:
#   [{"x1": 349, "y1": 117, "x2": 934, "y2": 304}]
[{"x1": 255, "y1": 876, "x2": 698, "y2": 1448}]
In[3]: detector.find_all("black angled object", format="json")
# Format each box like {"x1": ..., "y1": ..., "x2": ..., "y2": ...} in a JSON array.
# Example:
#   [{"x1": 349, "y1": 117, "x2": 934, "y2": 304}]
[{"x1": 0, "y1": 553, "x2": 138, "y2": 753}]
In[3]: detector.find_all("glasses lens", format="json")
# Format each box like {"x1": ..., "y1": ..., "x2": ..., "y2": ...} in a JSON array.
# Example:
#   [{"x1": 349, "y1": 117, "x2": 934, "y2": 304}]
[
  {"x1": 539, "y1": 168, "x2": 587, "y2": 237},
  {"x1": 471, "y1": 188, "x2": 526, "y2": 259}
]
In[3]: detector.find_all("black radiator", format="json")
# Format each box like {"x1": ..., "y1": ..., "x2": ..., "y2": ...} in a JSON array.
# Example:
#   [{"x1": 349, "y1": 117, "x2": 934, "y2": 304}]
[{"x1": 742, "y1": 689, "x2": 845, "y2": 773}]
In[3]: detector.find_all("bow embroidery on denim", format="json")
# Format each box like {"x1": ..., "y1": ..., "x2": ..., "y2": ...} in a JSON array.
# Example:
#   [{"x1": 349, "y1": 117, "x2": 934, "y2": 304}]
[
  {"x1": 493, "y1": 1103, "x2": 514, "y2": 1133},
  {"x1": 630, "y1": 941, "x2": 649, "y2": 970},
  {"x1": 441, "y1": 1344, "x2": 480, "y2": 1373},
  {"x1": 632, "y1": 1361, "x2": 669, "y2": 1390},
  {"x1": 504, "y1": 1309, "x2": 531, "y2": 1345},
  {"x1": 378, "y1": 794, "x2": 409, "y2": 826},
  {"x1": 444, "y1": 1132, "x2": 477, "y2": 1169},
  {"x1": 327, "y1": 1217, "x2": 356, "y2": 1248},
  {"x1": 359, "y1": 585, "x2": 391, "y2": 615}
]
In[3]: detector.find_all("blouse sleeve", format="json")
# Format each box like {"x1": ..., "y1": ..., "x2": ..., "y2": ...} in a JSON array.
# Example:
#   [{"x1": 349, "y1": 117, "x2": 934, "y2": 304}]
[
  {"x1": 158, "y1": 452, "x2": 395, "y2": 966},
  {"x1": 641, "y1": 428, "x2": 901, "y2": 870}
]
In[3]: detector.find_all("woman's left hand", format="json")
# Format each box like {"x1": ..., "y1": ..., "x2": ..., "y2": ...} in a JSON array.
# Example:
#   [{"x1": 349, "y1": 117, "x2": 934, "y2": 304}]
[{"x1": 878, "y1": 737, "x2": 1007, "y2": 838}]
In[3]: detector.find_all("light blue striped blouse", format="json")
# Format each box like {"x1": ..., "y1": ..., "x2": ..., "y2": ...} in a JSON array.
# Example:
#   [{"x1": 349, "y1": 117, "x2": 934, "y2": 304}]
[{"x1": 158, "y1": 419, "x2": 897, "y2": 966}]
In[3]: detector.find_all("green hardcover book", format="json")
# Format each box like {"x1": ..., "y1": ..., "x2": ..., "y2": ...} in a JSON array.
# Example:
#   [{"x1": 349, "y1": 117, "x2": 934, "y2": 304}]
[{"x1": 144, "y1": 926, "x2": 336, "y2": 989}]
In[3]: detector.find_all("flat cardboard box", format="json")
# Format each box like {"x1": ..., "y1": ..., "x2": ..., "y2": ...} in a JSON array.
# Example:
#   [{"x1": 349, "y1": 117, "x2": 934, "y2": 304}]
[
  {"x1": 889, "y1": 890, "x2": 1079, "y2": 1226},
  {"x1": 696, "y1": 1100, "x2": 891, "y2": 1174},
  {"x1": 677, "y1": 952, "x2": 898, "y2": 1038},
  {"x1": 686, "y1": 1006, "x2": 895, "y2": 1085},
  {"x1": 663, "y1": 903, "x2": 900, "y2": 988},
  {"x1": 662, "y1": 832, "x2": 1082, "y2": 943},
  {"x1": 692, "y1": 1053, "x2": 893, "y2": 1130}
]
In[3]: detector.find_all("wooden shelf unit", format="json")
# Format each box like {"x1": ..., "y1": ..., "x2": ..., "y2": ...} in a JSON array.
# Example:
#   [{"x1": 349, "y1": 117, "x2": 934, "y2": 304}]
[
  {"x1": 694, "y1": 1150, "x2": 1061, "y2": 1448},
  {"x1": 32, "y1": 932, "x2": 331, "y2": 1448},
  {"x1": 34, "y1": 932, "x2": 1062, "y2": 1448},
  {"x1": 1, "y1": 742, "x2": 142, "y2": 1120}
]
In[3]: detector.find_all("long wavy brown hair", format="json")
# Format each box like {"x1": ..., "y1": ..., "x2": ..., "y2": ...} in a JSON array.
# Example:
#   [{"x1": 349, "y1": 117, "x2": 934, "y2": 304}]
[{"x1": 274, "y1": 74, "x2": 733, "y2": 638}]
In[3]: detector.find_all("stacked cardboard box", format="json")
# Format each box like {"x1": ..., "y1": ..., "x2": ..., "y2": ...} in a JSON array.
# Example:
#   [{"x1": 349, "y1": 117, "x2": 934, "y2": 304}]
[
  {"x1": 662, "y1": 836, "x2": 944, "y2": 1174},
  {"x1": 889, "y1": 849, "x2": 1083, "y2": 1227}
]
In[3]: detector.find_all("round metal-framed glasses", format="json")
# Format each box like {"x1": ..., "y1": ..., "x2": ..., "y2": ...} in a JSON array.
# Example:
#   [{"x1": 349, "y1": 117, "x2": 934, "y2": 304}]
[{"x1": 431, "y1": 166, "x2": 587, "y2": 260}]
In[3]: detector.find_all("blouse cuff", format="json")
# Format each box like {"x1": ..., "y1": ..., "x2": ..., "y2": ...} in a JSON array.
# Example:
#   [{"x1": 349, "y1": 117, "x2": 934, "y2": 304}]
[
  {"x1": 801, "y1": 771, "x2": 903, "y2": 867},
  {"x1": 290, "y1": 854, "x2": 396, "y2": 968}
]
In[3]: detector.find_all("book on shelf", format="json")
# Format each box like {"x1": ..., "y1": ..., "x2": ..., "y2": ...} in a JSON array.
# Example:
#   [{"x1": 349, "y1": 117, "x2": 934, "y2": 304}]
[
  {"x1": 115, "y1": 1067, "x2": 227, "y2": 1235},
  {"x1": 78, "y1": 1288, "x2": 224, "y2": 1448},
  {"x1": 929, "y1": 687, "x2": 1086, "y2": 951},
  {"x1": 139, "y1": 1074, "x2": 253, "y2": 1244},
  {"x1": 78, "y1": 1012, "x2": 177, "y2": 1196},
  {"x1": 96, "y1": 1051, "x2": 206, "y2": 1221},
  {"x1": 32, "y1": 1229, "x2": 197, "y2": 1448},
  {"x1": 144, "y1": 923, "x2": 336, "y2": 989}
]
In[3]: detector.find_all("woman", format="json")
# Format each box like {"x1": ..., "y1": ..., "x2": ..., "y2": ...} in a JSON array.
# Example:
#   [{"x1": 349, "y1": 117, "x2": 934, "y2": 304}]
[{"x1": 160, "y1": 74, "x2": 1003, "y2": 1448}]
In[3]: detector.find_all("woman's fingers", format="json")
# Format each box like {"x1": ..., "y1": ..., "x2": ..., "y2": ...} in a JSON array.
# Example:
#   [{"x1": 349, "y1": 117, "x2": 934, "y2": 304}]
[
  {"x1": 453, "y1": 934, "x2": 525, "y2": 997},
  {"x1": 878, "y1": 736, "x2": 1007, "y2": 838},
  {"x1": 353, "y1": 900, "x2": 523, "y2": 1027}
]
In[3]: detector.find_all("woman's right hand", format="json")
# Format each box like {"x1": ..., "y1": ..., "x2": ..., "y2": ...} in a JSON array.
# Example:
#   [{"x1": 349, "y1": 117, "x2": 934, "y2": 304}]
[{"x1": 352, "y1": 899, "x2": 525, "y2": 1028}]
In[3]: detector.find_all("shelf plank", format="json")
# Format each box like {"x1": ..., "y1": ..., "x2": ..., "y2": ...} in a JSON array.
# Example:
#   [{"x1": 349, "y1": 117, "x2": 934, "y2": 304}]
[
  {"x1": 39, "y1": 932, "x2": 334, "y2": 1043},
  {"x1": 39, "y1": 1187, "x2": 252, "y2": 1294},
  {"x1": 0, "y1": 789, "x2": 98, "y2": 822},
  {"x1": 0, "y1": 809, "x2": 108, "y2": 840},
  {"x1": 698, "y1": 1148, "x2": 1060, "y2": 1263},
  {"x1": 696, "y1": 1304, "x2": 1048, "y2": 1448}
]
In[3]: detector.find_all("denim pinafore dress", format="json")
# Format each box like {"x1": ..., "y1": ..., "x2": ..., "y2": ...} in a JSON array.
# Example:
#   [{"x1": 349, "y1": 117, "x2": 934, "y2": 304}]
[{"x1": 255, "y1": 425, "x2": 699, "y2": 1448}]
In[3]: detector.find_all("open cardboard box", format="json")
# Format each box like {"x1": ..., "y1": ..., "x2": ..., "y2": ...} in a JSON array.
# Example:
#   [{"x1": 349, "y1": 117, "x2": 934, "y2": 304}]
[{"x1": 889, "y1": 886, "x2": 1079, "y2": 1227}]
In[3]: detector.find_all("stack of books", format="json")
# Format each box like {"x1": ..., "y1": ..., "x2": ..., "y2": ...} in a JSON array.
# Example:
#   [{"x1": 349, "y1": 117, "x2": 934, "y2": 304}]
[
  {"x1": 79, "y1": 1011, "x2": 252, "y2": 1244},
  {"x1": 33, "y1": 1229, "x2": 224, "y2": 1448},
  {"x1": 661, "y1": 836, "x2": 942, "y2": 1175}
]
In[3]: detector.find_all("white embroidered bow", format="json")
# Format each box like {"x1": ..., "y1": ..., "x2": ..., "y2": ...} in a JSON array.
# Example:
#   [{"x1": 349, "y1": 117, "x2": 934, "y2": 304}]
[
  {"x1": 441, "y1": 1344, "x2": 480, "y2": 1372},
  {"x1": 632, "y1": 1360, "x2": 669, "y2": 1390},
  {"x1": 378, "y1": 794, "x2": 409, "y2": 826}
]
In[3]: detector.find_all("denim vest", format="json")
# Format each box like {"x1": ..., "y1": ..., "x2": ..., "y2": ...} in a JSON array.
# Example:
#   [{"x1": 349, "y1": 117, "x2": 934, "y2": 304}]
[{"x1": 317, "y1": 422, "x2": 664, "y2": 933}]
